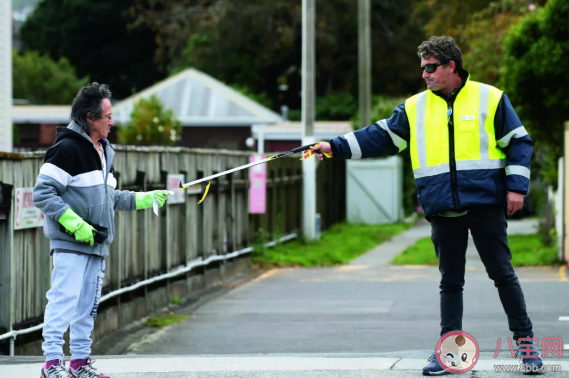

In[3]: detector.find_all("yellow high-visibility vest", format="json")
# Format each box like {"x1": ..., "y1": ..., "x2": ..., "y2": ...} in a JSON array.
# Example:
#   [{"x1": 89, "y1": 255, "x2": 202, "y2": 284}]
[{"x1": 405, "y1": 78, "x2": 506, "y2": 180}]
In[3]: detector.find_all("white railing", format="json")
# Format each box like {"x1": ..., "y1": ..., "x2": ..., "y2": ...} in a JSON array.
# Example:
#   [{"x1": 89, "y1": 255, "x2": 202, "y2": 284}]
[{"x1": 0, "y1": 233, "x2": 297, "y2": 356}]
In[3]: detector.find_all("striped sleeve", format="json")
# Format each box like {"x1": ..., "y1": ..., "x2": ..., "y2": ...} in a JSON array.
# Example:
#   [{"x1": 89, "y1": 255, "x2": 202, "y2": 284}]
[
  {"x1": 107, "y1": 167, "x2": 136, "y2": 211},
  {"x1": 494, "y1": 94, "x2": 533, "y2": 194},
  {"x1": 330, "y1": 104, "x2": 410, "y2": 159},
  {"x1": 32, "y1": 145, "x2": 74, "y2": 221},
  {"x1": 113, "y1": 189, "x2": 136, "y2": 211}
]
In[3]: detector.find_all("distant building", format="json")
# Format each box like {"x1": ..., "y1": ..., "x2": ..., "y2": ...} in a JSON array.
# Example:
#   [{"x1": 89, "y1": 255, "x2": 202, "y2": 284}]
[
  {"x1": 12, "y1": 68, "x2": 281, "y2": 150},
  {"x1": 12, "y1": 68, "x2": 353, "y2": 153},
  {"x1": 252, "y1": 121, "x2": 353, "y2": 153},
  {"x1": 12, "y1": 105, "x2": 69, "y2": 150}
]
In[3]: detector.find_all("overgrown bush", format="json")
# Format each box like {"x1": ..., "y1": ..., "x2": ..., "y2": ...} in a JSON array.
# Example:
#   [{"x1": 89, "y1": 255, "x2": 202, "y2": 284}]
[
  {"x1": 117, "y1": 95, "x2": 182, "y2": 146},
  {"x1": 538, "y1": 198, "x2": 557, "y2": 248},
  {"x1": 316, "y1": 92, "x2": 357, "y2": 121}
]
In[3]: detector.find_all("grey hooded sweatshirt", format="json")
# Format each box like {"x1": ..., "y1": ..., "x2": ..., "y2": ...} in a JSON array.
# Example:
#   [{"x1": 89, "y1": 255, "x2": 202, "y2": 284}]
[{"x1": 32, "y1": 122, "x2": 136, "y2": 256}]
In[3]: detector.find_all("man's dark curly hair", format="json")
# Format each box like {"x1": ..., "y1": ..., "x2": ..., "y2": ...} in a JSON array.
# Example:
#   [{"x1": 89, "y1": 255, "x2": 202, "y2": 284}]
[
  {"x1": 70, "y1": 82, "x2": 112, "y2": 135},
  {"x1": 417, "y1": 36, "x2": 463, "y2": 73}
]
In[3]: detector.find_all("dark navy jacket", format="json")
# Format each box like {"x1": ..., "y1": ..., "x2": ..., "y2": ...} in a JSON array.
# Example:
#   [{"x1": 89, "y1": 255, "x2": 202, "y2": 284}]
[{"x1": 329, "y1": 77, "x2": 533, "y2": 216}]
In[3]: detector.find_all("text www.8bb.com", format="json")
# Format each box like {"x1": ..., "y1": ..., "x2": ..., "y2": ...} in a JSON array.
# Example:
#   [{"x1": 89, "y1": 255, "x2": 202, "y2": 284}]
[{"x1": 494, "y1": 364, "x2": 562, "y2": 373}]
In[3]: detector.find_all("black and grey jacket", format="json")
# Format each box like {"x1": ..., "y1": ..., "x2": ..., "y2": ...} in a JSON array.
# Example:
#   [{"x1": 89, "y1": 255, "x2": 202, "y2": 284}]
[{"x1": 32, "y1": 122, "x2": 136, "y2": 256}]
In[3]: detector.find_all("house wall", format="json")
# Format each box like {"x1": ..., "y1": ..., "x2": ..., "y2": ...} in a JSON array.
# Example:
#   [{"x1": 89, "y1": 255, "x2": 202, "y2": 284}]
[
  {"x1": 265, "y1": 140, "x2": 300, "y2": 153},
  {"x1": 181, "y1": 126, "x2": 252, "y2": 150},
  {"x1": 14, "y1": 124, "x2": 252, "y2": 151},
  {"x1": 14, "y1": 123, "x2": 119, "y2": 151}
]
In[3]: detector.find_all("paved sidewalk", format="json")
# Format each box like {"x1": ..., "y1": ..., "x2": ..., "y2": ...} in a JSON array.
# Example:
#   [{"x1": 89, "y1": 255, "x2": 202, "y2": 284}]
[{"x1": 2, "y1": 354, "x2": 569, "y2": 377}]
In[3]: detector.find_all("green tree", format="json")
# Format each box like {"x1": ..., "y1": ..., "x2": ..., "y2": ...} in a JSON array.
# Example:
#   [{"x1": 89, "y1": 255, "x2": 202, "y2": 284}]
[
  {"x1": 412, "y1": 0, "x2": 495, "y2": 48},
  {"x1": 12, "y1": 49, "x2": 88, "y2": 104},
  {"x1": 130, "y1": 0, "x2": 426, "y2": 110},
  {"x1": 412, "y1": 0, "x2": 546, "y2": 86},
  {"x1": 117, "y1": 95, "x2": 182, "y2": 146},
  {"x1": 19, "y1": 0, "x2": 164, "y2": 100},
  {"x1": 461, "y1": 1, "x2": 535, "y2": 86},
  {"x1": 316, "y1": 92, "x2": 357, "y2": 121},
  {"x1": 502, "y1": 0, "x2": 569, "y2": 187}
]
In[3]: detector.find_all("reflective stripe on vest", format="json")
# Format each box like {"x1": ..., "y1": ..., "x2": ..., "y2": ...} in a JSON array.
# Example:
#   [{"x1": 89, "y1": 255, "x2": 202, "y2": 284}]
[{"x1": 406, "y1": 80, "x2": 506, "y2": 179}]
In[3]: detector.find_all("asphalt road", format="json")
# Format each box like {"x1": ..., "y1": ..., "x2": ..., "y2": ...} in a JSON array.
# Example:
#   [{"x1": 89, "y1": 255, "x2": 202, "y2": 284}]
[{"x1": 125, "y1": 219, "x2": 569, "y2": 358}]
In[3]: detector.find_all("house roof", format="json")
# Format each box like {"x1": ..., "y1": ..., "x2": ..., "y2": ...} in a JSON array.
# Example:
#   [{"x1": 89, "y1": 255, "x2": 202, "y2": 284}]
[
  {"x1": 12, "y1": 68, "x2": 281, "y2": 127},
  {"x1": 12, "y1": 105, "x2": 70, "y2": 124},
  {"x1": 252, "y1": 121, "x2": 353, "y2": 141},
  {"x1": 113, "y1": 68, "x2": 281, "y2": 127}
]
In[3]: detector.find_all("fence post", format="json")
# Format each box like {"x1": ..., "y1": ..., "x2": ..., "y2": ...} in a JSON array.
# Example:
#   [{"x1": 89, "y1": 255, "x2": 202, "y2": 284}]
[{"x1": 0, "y1": 182, "x2": 14, "y2": 354}]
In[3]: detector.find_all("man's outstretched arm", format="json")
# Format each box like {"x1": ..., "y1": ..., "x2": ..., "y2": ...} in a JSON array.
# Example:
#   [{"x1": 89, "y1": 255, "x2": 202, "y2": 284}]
[{"x1": 309, "y1": 104, "x2": 410, "y2": 159}]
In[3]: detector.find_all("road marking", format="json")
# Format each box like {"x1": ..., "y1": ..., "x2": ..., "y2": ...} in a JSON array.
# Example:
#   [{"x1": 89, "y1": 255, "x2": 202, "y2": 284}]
[
  {"x1": 558, "y1": 316, "x2": 569, "y2": 321},
  {"x1": 250, "y1": 269, "x2": 281, "y2": 283},
  {"x1": 560, "y1": 265, "x2": 568, "y2": 282},
  {"x1": 337, "y1": 265, "x2": 369, "y2": 271},
  {"x1": 564, "y1": 344, "x2": 569, "y2": 350}
]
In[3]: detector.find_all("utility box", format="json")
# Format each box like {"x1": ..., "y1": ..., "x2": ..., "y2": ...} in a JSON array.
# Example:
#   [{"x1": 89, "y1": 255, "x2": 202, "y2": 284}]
[{"x1": 346, "y1": 156, "x2": 404, "y2": 224}]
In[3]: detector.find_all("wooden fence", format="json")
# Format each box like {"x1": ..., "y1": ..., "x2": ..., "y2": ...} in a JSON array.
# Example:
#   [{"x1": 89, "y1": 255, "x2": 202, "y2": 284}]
[{"x1": 0, "y1": 146, "x2": 345, "y2": 351}]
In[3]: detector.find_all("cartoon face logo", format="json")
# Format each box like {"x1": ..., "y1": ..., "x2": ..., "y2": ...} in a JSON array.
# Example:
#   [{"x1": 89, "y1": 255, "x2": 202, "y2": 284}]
[{"x1": 436, "y1": 331, "x2": 479, "y2": 373}]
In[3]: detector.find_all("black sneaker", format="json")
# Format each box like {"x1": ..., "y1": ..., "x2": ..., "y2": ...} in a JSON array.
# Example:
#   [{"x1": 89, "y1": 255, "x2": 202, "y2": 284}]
[
  {"x1": 422, "y1": 353, "x2": 450, "y2": 375},
  {"x1": 515, "y1": 339, "x2": 544, "y2": 375}
]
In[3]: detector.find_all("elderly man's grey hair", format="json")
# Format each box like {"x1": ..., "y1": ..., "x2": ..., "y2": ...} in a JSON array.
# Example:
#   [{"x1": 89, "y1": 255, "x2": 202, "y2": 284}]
[
  {"x1": 417, "y1": 36, "x2": 464, "y2": 73},
  {"x1": 70, "y1": 82, "x2": 112, "y2": 135}
]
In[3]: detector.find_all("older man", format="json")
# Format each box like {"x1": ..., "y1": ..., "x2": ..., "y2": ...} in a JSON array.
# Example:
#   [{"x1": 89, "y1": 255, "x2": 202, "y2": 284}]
[
  {"x1": 309, "y1": 36, "x2": 542, "y2": 375},
  {"x1": 33, "y1": 83, "x2": 169, "y2": 378}
]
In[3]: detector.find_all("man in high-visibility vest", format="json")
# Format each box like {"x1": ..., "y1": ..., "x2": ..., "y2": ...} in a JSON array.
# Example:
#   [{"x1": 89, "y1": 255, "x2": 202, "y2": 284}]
[{"x1": 310, "y1": 36, "x2": 542, "y2": 375}]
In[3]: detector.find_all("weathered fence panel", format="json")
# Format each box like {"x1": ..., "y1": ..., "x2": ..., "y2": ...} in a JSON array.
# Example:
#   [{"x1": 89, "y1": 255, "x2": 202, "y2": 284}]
[{"x1": 0, "y1": 146, "x2": 345, "y2": 353}]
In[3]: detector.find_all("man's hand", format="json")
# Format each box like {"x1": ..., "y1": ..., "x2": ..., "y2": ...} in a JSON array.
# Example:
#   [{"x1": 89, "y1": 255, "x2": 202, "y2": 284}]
[
  {"x1": 507, "y1": 191, "x2": 524, "y2": 215},
  {"x1": 74, "y1": 222, "x2": 96, "y2": 246},
  {"x1": 135, "y1": 190, "x2": 170, "y2": 210},
  {"x1": 58, "y1": 208, "x2": 96, "y2": 246},
  {"x1": 304, "y1": 142, "x2": 333, "y2": 161}
]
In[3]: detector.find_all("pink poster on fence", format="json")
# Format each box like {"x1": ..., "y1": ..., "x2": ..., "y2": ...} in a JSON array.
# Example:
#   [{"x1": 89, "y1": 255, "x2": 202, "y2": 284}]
[{"x1": 249, "y1": 155, "x2": 266, "y2": 213}]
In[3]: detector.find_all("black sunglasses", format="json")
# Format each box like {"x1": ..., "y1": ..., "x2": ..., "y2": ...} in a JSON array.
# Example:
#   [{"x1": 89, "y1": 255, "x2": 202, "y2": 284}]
[{"x1": 421, "y1": 61, "x2": 449, "y2": 74}]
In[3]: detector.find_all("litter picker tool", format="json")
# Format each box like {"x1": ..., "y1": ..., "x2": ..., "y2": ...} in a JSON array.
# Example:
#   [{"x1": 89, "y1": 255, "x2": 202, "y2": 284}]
[{"x1": 178, "y1": 142, "x2": 332, "y2": 204}]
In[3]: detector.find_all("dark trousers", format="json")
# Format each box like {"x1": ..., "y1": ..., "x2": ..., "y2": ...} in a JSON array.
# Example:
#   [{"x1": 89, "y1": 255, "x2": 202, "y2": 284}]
[{"x1": 430, "y1": 207, "x2": 533, "y2": 341}]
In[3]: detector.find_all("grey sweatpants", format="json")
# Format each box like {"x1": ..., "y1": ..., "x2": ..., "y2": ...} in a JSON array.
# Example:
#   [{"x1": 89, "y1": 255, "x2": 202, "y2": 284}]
[{"x1": 42, "y1": 252, "x2": 105, "y2": 362}]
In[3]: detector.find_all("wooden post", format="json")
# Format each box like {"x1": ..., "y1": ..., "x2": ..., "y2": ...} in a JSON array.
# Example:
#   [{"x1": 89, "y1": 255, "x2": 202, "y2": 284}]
[{"x1": 0, "y1": 180, "x2": 14, "y2": 341}]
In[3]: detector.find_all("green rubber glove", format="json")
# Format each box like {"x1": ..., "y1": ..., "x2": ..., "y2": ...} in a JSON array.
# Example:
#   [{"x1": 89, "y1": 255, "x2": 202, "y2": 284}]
[
  {"x1": 135, "y1": 190, "x2": 170, "y2": 210},
  {"x1": 58, "y1": 208, "x2": 96, "y2": 246}
]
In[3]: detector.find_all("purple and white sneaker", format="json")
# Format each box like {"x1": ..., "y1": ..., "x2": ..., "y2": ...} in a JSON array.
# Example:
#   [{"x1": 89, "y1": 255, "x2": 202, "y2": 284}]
[{"x1": 70, "y1": 357, "x2": 110, "y2": 378}]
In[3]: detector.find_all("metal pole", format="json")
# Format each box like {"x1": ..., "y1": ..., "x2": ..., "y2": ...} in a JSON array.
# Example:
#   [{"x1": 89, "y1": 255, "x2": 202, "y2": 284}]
[
  {"x1": 564, "y1": 122, "x2": 569, "y2": 263},
  {"x1": 358, "y1": 0, "x2": 372, "y2": 130},
  {"x1": 302, "y1": 0, "x2": 317, "y2": 240},
  {"x1": 558, "y1": 155, "x2": 564, "y2": 263},
  {"x1": 9, "y1": 336, "x2": 14, "y2": 356},
  {"x1": 0, "y1": 0, "x2": 12, "y2": 152}
]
